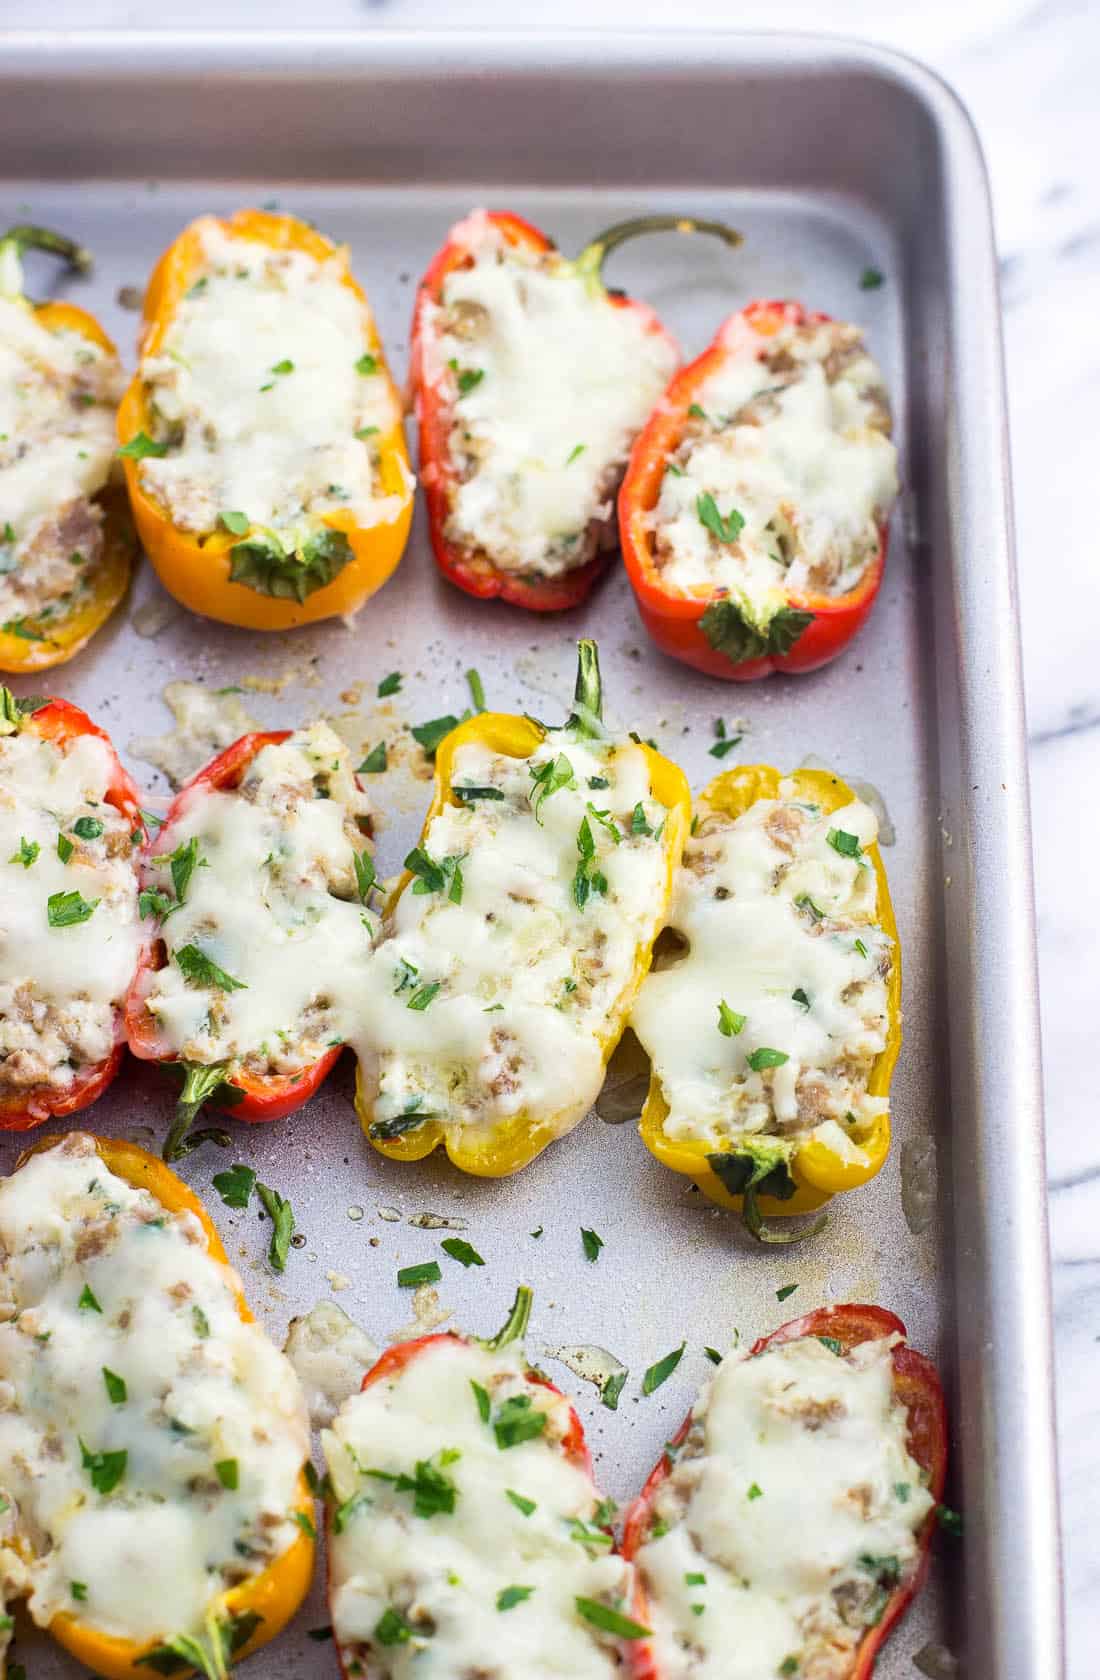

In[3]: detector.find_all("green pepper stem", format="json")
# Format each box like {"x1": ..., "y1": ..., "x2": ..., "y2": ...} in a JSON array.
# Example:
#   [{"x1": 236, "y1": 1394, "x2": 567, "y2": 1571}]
[
  {"x1": 0, "y1": 223, "x2": 92, "y2": 303},
  {"x1": 742, "y1": 1182, "x2": 829, "y2": 1246},
  {"x1": 566, "y1": 639, "x2": 603, "y2": 736},
  {"x1": 482, "y1": 1284, "x2": 534, "y2": 1350},
  {"x1": 576, "y1": 215, "x2": 742, "y2": 285},
  {"x1": 163, "y1": 1062, "x2": 236, "y2": 1162}
]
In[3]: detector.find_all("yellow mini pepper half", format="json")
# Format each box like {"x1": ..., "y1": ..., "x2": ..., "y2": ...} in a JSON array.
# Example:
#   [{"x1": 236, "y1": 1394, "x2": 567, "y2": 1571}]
[
  {"x1": 0, "y1": 226, "x2": 136, "y2": 673},
  {"x1": 356, "y1": 641, "x2": 692, "y2": 1177},
  {"x1": 11, "y1": 1134, "x2": 315, "y2": 1680},
  {"x1": 116, "y1": 209, "x2": 413, "y2": 631},
  {"x1": 638, "y1": 764, "x2": 902, "y2": 1242}
]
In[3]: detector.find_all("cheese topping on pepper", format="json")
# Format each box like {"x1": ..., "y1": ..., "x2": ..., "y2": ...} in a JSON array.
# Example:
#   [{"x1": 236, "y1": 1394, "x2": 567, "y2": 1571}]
[
  {"x1": 630, "y1": 782, "x2": 891, "y2": 1159},
  {"x1": 0, "y1": 296, "x2": 123, "y2": 631},
  {"x1": 355, "y1": 726, "x2": 670, "y2": 1143},
  {"x1": 137, "y1": 721, "x2": 374, "y2": 1076},
  {"x1": 324, "y1": 1334, "x2": 632, "y2": 1679},
  {"x1": 136, "y1": 220, "x2": 409, "y2": 550},
  {"x1": 0, "y1": 1133, "x2": 309, "y2": 1645},
  {"x1": 651, "y1": 316, "x2": 897, "y2": 620},
  {"x1": 634, "y1": 1334, "x2": 933, "y2": 1680},
  {"x1": 0, "y1": 727, "x2": 139, "y2": 1098},
  {"x1": 426, "y1": 211, "x2": 678, "y2": 579}
]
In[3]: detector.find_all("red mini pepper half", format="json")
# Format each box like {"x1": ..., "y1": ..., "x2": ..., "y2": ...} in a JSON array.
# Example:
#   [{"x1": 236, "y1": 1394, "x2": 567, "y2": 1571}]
[
  {"x1": 620, "y1": 1304, "x2": 948, "y2": 1680},
  {"x1": 619, "y1": 299, "x2": 889, "y2": 680},
  {"x1": 124, "y1": 730, "x2": 344, "y2": 1159},
  {"x1": 411, "y1": 210, "x2": 742, "y2": 613},
  {"x1": 0, "y1": 689, "x2": 144, "y2": 1131}
]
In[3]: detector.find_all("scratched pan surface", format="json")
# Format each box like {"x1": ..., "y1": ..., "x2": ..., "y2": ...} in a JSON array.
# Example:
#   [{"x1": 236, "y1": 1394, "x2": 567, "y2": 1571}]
[{"x1": 0, "y1": 30, "x2": 1061, "y2": 1680}]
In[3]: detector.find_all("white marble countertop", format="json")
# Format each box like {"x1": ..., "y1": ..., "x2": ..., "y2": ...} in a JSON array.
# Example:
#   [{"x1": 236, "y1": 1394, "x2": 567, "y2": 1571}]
[{"x1": 4, "y1": 1, "x2": 1096, "y2": 1672}]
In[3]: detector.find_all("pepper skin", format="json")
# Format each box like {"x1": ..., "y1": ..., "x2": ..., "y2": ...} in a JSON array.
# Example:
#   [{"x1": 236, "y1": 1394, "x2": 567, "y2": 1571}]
[
  {"x1": 0, "y1": 690, "x2": 143, "y2": 1130},
  {"x1": 620, "y1": 1304, "x2": 948, "y2": 1680},
  {"x1": 116, "y1": 210, "x2": 413, "y2": 631},
  {"x1": 13, "y1": 1133, "x2": 315, "y2": 1680},
  {"x1": 356, "y1": 641, "x2": 692, "y2": 1176},
  {"x1": 637, "y1": 765, "x2": 901, "y2": 1242},
  {"x1": 619, "y1": 299, "x2": 888, "y2": 679},
  {"x1": 410, "y1": 211, "x2": 741, "y2": 612},
  {"x1": 123, "y1": 730, "x2": 350, "y2": 1160},
  {"x1": 0, "y1": 226, "x2": 136, "y2": 673}
]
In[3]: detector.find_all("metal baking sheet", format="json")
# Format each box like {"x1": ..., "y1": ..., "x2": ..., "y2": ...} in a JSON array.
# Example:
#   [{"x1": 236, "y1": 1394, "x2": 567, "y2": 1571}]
[{"x1": 0, "y1": 30, "x2": 1062, "y2": 1680}]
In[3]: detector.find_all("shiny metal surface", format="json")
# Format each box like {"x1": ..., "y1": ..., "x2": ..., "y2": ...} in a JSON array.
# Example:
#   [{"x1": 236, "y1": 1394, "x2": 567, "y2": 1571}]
[{"x1": 0, "y1": 31, "x2": 1061, "y2": 1679}]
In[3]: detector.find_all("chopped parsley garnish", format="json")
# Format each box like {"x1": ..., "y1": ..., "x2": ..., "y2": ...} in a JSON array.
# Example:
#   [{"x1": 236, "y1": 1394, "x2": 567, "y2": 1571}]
[
  {"x1": 407, "y1": 981, "x2": 441, "y2": 1011},
  {"x1": 47, "y1": 889, "x2": 98, "y2": 927},
  {"x1": 77, "y1": 1284, "x2": 102, "y2": 1313},
  {"x1": 780, "y1": 1658, "x2": 800, "y2": 1676},
  {"x1": 355, "y1": 353, "x2": 379, "y2": 376},
  {"x1": 529, "y1": 752, "x2": 576, "y2": 819},
  {"x1": 404, "y1": 846, "x2": 464, "y2": 903},
  {"x1": 256, "y1": 1182, "x2": 295, "y2": 1272},
  {"x1": 411, "y1": 713, "x2": 461, "y2": 756},
  {"x1": 497, "y1": 1585, "x2": 534, "y2": 1612},
  {"x1": 466, "y1": 668, "x2": 487, "y2": 712},
  {"x1": 776, "y1": 1283, "x2": 798, "y2": 1301},
  {"x1": 440, "y1": 1237, "x2": 484, "y2": 1268},
  {"x1": 568, "y1": 1518, "x2": 613, "y2": 1553},
  {"x1": 174, "y1": 944, "x2": 247, "y2": 992},
  {"x1": 697, "y1": 491, "x2": 744, "y2": 545},
  {"x1": 566, "y1": 443, "x2": 586, "y2": 465},
  {"x1": 794, "y1": 892, "x2": 824, "y2": 922},
  {"x1": 71, "y1": 1581, "x2": 88, "y2": 1601},
  {"x1": 471, "y1": 1381, "x2": 491, "y2": 1424},
  {"x1": 367, "y1": 1453, "x2": 458, "y2": 1518},
  {"x1": 79, "y1": 1438, "x2": 127, "y2": 1495},
  {"x1": 685, "y1": 1571, "x2": 706, "y2": 1586},
  {"x1": 574, "y1": 1599, "x2": 651, "y2": 1640},
  {"x1": 747, "y1": 1482, "x2": 763, "y2": 1500},
  {"x1": 374, "y1": 1607, "x2": 413, "y2": 1646},
  {"x1": 293, "y1": 1510, "x2": 318, "y2": 1539},
  {"x1": 936, "y1": 1504, "x2": 964, "y2": 1536},
  {"x1": 717, "y1": 1001, "x2": 745, "y2": 1037},
  {"x1": 448, "y1": 360, "x2": 484, "y2": 396},
  {"x1": 357, "y1": 741, "x2": 387, "y2": 774},
  {"x1": 893, "y1": 1481, "x2": 911, "y2": 1502},
  {"x1": 218, "y1": 510, "x2": 249, "y2": 535},
  {"x1": 354, "y1": 849, "x2": 376, "y2": 904},
  {"x1": 118, "y1": 431, "x2": 168, "y2": 459},
  {"x1": 827, "y1": 827, "x2": 863, "y2": 859},
  {"x1": 492, "y1": 1393, "x2": 547, "y2": 1451},
  {"x1": 630, "y1": 801, "x2": 655, "y2": 836},
  {"x1": 10, "y1": 836, "x2": 38, "y2": 867},
  {"x1": 573, "y1": 815, "x2": 609, "y2": 909},
  {"x1": 601, "y1": 1368, "x2": 628, "y2": 1411},
  {"x1": 506, "y1": 1490, "x2": 536, "y2": 1517},
  {"x1": 192, "y1": 1305, "x2": 211, "y2": 1339},
  {"x1": 687, "y1": 402, "x2": 709, "y2": 422},
  {"x1": 397, "y1": 1260, "x2": 442, "y2": 1289},
  {"x1": 709, "y1": 717, "x2": 742, "y2": 759},
  {"x1": 56, "y1": 832, "x2": 74, "y2": 863},
  {"x1": 168, "y1": 836, "x2": 202, "y2": 904},
  {"x1": 332, "y1": 1491, "x2": 370, "y2": 1535},
  {"x1": 72, "y1": 816, "x2": 104, "y2": 840},
  {"x1": 581, "y1": 1227, "x2": 604, "y2": 1262},
  {"x1": 642, "y1": 1342, "x2": 685, "y2": 1395},
  {"x1": 377, "y1": 671, "x2": 402, "y2": 697},
  {"x1": 215, "y1": 1458, "x2": 239, "y2": 1490},
  {"x1": 704, "y1": 1347, "x2": 723, "y2": 1365},
  {"x1": 453, "y1": 782, "x2": 504, "y2": 803},
  {"x1": 271, "y1": 358, "x2": 295, "y2": 375},
  {"x1": 747, "y1": 1046, "x2": 789, "y2": 1072},
  {"x1": 860, "y1": 266, "x2": 885, "y2": 291},
  {"x1": 792, "y1": 987, "x2": 811, "y2": 1011},
  {"x1": 102, "y1": 1367, "x2": 127, "y2": 1404},
  {"x1": 818, "y1": 1336, "x2": 843, "y2": 1356},
  {"x1": 854, "y1": 936, "x2": 869, "y2": 958},
  {"x1": 213, "y1": 1163, "x2": 256, "y2": 1208}
]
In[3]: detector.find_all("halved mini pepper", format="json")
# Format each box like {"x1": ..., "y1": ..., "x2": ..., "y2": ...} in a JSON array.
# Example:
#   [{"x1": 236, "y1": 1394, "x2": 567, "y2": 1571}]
[
  {"x1": 355, "y1": 641, "x2": 692, "y2": 1176},
  {"x1": 11, "y1": 1132, "x2": 315, "y2": 1680},
  {"x1": 0, "y1": 688, "x2": 144, "y2": 1130},
  {"x1": 0, "y1": 225, "x2": 136, "y2": 672},
  {"x1": 124, "y1": 729, "x2": 351, "y2": 1159},
  {"x1": 619, "y1": 299, "x2": 892, "y2": 679},
  {"x1": 410, "y1": 211, "x2": 741, "y2": 611},
  {"x1": 636, "y1": 765, "x2": 901, "y2": 1242},
  {"x1": 117, "y1": 209, "x2": 413, "y2": 631},
  {"x1": 620, "y1": 1304, "x2": 948, "y2": 1680}
]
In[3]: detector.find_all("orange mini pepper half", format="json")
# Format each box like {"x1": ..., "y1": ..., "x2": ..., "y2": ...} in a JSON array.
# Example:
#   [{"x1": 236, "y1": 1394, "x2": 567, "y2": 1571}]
[
  {"x1": 0, "y1": 225, "x2": 137, "y2": 672},
  {"x1": 637, "y1": 764, "x2": 901, "y2": 1242},
  {"x1": 619, "y1": 299, "x2": 890, "y2": 680},
  {"x1": 117, "y1": 210, "x2": 413, "y2": 631},
  {"x1": 7, "y1": 1133, "x2": 315, "y2": 1680}
]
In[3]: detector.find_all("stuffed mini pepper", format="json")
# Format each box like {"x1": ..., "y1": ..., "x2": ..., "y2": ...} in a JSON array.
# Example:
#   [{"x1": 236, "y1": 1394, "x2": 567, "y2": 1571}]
[
  {"x1": 411, "y1": 210, "x2": 740, "y2": 610},
  {"x1": 620, "y1": 300, "x2": 898, "y2": 678},
  {"x1": 630, "y1": 766, "x2": 900, "y2": 1241},
  {"x1": 355, "y1": 640, "x2": 691, "y2": 1175},
  {"x1": 323, "y1": 1287, "x2": 645, "y2": 1677},
  {"x1": 0, "y1": 1131, "x2": 314, "y2": 1680},
  {"x1": 125, "y1": 720, "x2": 376, "y2": 1159},
  {"x1": 117, "y1": 210, "x2": 413, "y2": 630},
  {"x1": 621, "y1": 1305, "x2": 947, "y2": 1680},
  {"x1": 0, "y1": 687, "x2": 143, "y2": 1129},
  {"x1": 0, "y1": 225, "x2": 136, "y2": 671}
]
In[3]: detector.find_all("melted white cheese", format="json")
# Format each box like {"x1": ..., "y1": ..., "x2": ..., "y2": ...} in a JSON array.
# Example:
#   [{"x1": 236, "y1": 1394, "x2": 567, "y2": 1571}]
[
  {"x1": 651, "y1": 316, "x2": 897, "y2": 619},
  {"x1": 425, "y1": 211, "x2": 677, "y2": 578},
  {"x1": 137, "y1": 721, "x2": 375, "y2": 1074},
  {"x1": 324, "y1": 1335, "x2": 631, "y2": 1679},
  {"x1": 0, "y1": 1134, "x2": 309, "y2": 1644},
  {"x1": 630, "y1": 783, "x2": 891, "y2": 1152},
  {"x1": 284, "y1": 1300, "x2": 378, "y2": 1428},
  {"x1": 0, "y1": 295, "x2": 123, "y2": 623},
  {"x1": 635, "y1": 1335, "x2": 933, "y2": 1680},
  {"x1": 353, "y1": 726, "x2": 670, "y2": 1142},
  {"x1": 0, "y1": 728, "x2": 140, "y2": 1094},
  {"x1": 137, "y1": 220, "x2": 409, "y2": 539}
]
